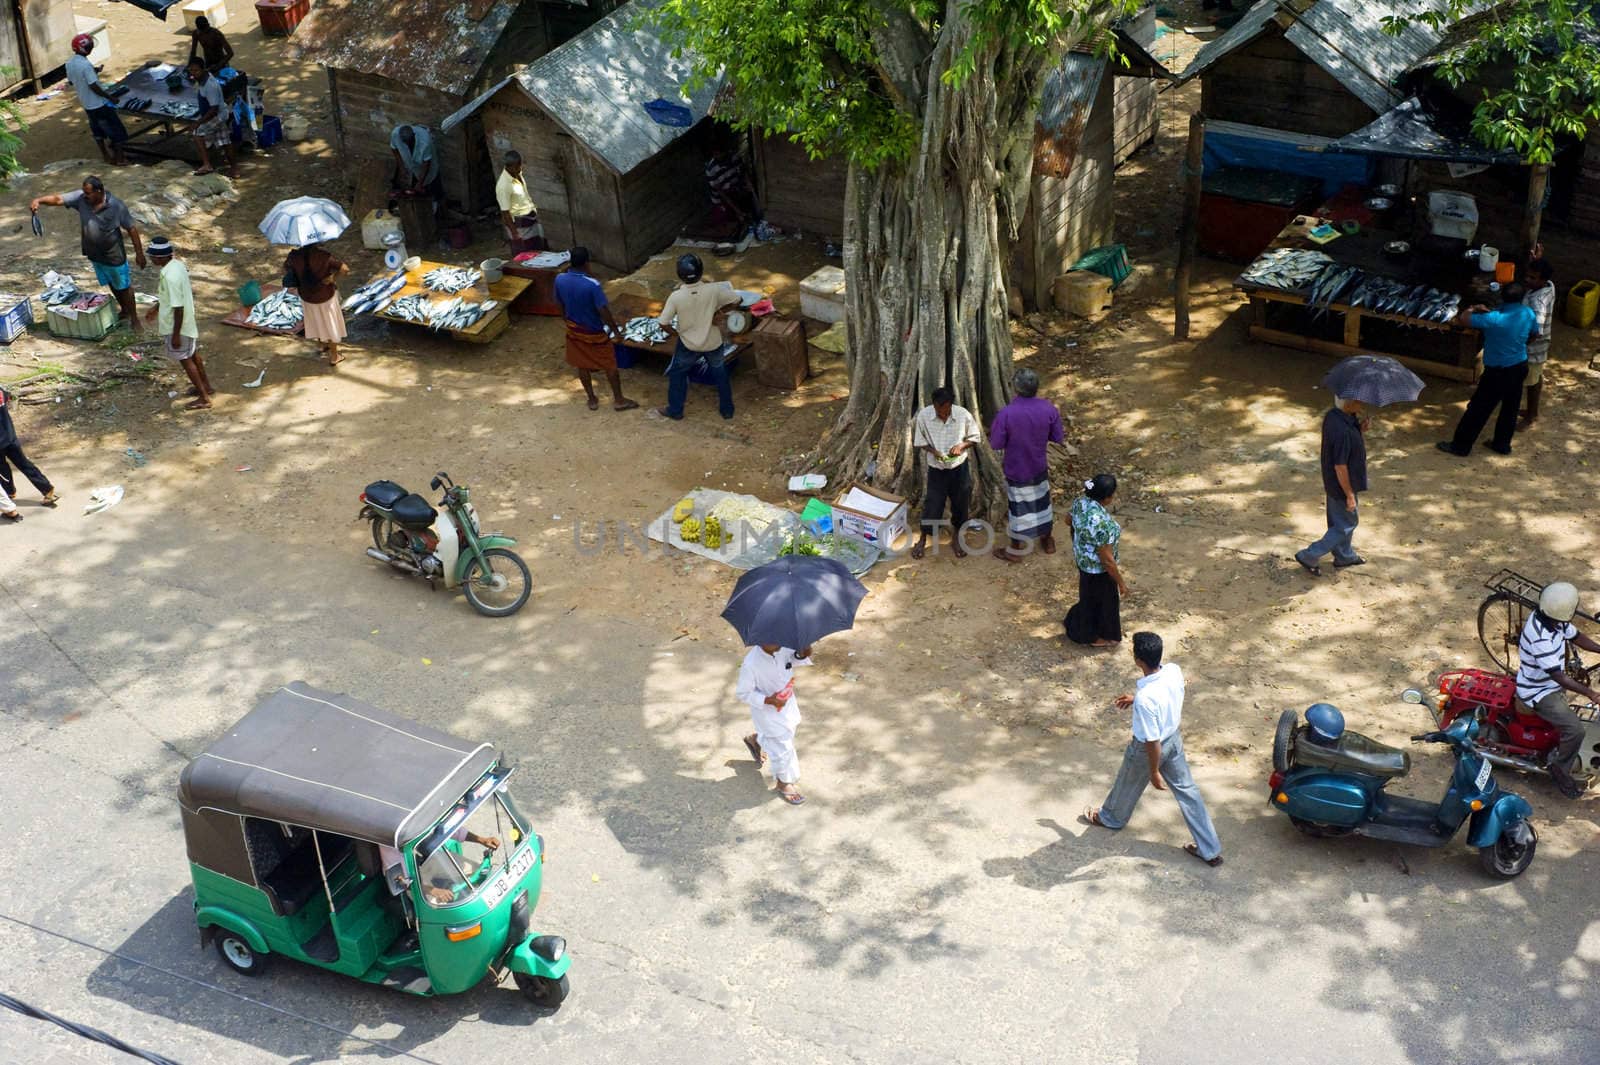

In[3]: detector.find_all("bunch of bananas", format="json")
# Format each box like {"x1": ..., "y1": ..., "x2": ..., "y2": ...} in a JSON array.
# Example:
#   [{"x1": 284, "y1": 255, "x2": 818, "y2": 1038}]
[
  {"x1": 679, "y1": 517, "x2": 702, "y2": 543},
  {"x1": 672, "y1": 497, "x2": 695, "y2": 523},
  {"x1": 703, "y1": 514, "x2": 724, "y2": 549}
]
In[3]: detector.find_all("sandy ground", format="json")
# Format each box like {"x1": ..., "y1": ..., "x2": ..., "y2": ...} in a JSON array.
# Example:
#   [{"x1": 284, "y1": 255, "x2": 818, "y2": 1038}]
[{"x1": 5, "y1": 4, "x2": 1600, "y2": 1064}]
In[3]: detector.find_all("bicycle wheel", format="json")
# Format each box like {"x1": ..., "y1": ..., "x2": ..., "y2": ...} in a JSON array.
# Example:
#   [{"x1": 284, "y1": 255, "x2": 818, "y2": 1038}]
[{"x1": 1477, "y1": 591, "x2": 1525, "y2": 674}]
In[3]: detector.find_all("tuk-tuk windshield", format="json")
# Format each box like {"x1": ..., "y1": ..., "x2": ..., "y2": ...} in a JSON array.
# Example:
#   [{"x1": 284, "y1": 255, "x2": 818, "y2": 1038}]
[{"x1": 414, "y1": 769, "x2": 529, "y2": 909}]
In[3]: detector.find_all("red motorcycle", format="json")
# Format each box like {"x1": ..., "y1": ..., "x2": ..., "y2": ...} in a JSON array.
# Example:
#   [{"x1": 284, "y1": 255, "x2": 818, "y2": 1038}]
[{"x1": 1432, "y1": 668, "x2": 1600, "y2": 781}]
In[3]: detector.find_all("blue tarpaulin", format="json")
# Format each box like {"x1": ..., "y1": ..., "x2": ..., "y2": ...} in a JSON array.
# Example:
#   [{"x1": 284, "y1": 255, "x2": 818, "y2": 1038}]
[
  {"x1": 111, "y1": 0, "x2": 182, "y2": 18},
  {"x1": 1202, "y1": 122, "x2": 1374, "y2": 198}
]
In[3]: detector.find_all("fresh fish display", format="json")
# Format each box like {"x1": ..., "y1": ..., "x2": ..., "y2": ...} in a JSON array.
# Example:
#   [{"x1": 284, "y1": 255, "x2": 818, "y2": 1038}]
[
  {"x1": 1237, "y1": 248, "x2": 1335, "y2": 293},
  {"x1": 246, "y1": 288, "x2": 304, "y2": 329},
  {"x1": 421, "y1": 266, "x2": 481, "y2": 294},
  {"x1": 384, "y1": 294, "x2": 433, "y2": 323},
  {"x1": 621, "y1": 316, "x2": 670, "y2": 344},
  {"x1": 342, "y1": 271, "x2": 408, "y2": 315},
  {"x1": 428, "y1": 298, "x2": 494, "y2": 332}
]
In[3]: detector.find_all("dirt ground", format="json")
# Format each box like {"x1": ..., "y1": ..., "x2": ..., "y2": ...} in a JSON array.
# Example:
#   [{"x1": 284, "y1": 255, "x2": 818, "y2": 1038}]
[{"x1": 5, "y1": 6, "x2": 1600, "y2": 1060}]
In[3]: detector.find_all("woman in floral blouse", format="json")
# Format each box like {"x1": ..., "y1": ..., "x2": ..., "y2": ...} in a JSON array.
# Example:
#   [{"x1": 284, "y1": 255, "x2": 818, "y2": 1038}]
[{"x1": 1064, "y1": 473, "x2": 1128, "y2": 647}]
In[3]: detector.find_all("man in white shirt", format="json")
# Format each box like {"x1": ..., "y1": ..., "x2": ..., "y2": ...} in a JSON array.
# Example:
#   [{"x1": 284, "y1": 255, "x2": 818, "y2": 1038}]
[
  {"x1": 1519, "y1": 254, "x2": 1556, "y2": 430},
  {"x1": 1515, "y1": 581, "x2": 1600, "y2": 797},
  {"x1": 150, "y1": 237, "x2": 213, "y2": 410},
  {"x1": 66, "y1": 34, "x2": 128, "y2": 167},
  {"x1": 655, "y1": 253, "x2": 741, "y2": 421},
  {"x1": 736, "y1": 643, "x2": 814, "y2": 805},
  {"x1": 496, "y1": 150, "x2": 545, "y2": 255},
  {"x1": 1085, "y1": 632, "x2": 1223, "y2": 866},
  {"x1": 910, "y1": 386, "x2": 982, "y2": 559},
  {"x1": 188, "y1": 58, "x2": 236, "y2": 179}
]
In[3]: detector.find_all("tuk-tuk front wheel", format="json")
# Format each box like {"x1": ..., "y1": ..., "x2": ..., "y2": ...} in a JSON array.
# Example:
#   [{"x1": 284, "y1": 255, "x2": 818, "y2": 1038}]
[
  {"x1": 514, "y1": 972, "x2": 569, "y2": 1008},
  {"x1": 215, "y1": 933, "x2": 267, "y2": 976}
]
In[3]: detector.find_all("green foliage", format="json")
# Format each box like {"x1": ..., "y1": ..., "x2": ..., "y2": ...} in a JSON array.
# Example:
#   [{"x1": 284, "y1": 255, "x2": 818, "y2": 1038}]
[
  {"x1": 651, "y1": 0, "x2": 1133, "y2": 168},
  {"x1": 1385, "y1": 1, "x2": 1600, "y2": 164},
  {"x1": 0, "y1": 68, "x2": 25, "y2": 190}
]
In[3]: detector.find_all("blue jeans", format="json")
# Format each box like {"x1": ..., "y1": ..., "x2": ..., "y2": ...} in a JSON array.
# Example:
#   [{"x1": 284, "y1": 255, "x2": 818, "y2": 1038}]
[
  {"x1": 664, "y1": 340, "x2": 733, "y2": 420},
  {"x1": 1097, "y1": 732, "x2": 1222, "y2": 861},
  {"x1": 1301, "y1": 493, "x2": 1359, "y2": 565}
]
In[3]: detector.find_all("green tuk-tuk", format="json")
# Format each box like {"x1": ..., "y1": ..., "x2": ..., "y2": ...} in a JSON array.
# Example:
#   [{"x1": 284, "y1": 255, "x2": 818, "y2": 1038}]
[{"x1": 178, "y1": 681, "x2": 570, "y2": 1006}]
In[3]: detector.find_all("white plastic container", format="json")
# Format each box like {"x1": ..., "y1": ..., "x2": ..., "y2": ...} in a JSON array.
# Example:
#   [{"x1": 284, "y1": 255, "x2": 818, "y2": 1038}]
[
  {"x1": 1428, "y1": 190, "x2": 1479, "y2": 243},
  {"x1": 182, "y1": 0, "x2": 229, "y2": 32},
  {"x1": 799, "y1": 265, "x2": 847, "y2": 324},
  {"x1": 1478, "y1": 245, "x2": 1499, "y2": 272},
  {"x1": 74, "y1": 16, "x2": 111, "y2": 69},
  {"x1": 281, "y1": 115, "x2": 309, "y2": 141},
  {"x1": 361, "y1": 209, "x2": 404, "y2": 250}
]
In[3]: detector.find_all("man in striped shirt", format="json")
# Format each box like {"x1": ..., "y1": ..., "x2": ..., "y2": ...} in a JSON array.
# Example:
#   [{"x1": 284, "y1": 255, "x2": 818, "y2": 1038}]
[{"x1": 1515, "y1": 581, "x2": 1600, "y2": 797}]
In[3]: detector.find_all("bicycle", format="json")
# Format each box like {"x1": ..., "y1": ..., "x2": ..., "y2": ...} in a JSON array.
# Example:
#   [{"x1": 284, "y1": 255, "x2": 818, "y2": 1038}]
[{"x1": 1477, "y1": 568, "x2": 1597, "y2": 685}]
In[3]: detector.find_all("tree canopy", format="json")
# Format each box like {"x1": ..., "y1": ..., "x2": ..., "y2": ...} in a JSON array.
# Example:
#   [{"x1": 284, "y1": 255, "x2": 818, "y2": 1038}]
[{"x1": 1388, "y1": 0, "x2": 1600, "y2": 164}]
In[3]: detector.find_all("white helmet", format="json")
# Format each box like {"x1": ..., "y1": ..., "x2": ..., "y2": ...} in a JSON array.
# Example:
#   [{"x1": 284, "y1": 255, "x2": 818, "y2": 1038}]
[{"x1": 1539, "y1": 581, "x2": 1580, "y2": 622}]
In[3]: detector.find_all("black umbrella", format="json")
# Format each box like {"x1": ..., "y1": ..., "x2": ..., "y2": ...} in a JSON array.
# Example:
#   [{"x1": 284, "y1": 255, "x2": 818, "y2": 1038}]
[
  {"x1": 1322, "y1": 355, "x2": 1425, "y2": 407},
  {"x1": 721, "y1": 555, "x2": 867, "y2": 649}
]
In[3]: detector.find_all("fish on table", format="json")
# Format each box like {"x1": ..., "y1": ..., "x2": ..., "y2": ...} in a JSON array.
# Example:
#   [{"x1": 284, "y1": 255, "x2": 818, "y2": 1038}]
[{"x1": 245, "y1": 288, "x2": 304, "y2": 329}]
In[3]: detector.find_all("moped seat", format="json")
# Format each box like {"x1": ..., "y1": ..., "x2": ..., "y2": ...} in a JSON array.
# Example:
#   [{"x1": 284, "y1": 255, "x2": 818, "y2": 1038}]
[
  {"x1": 392, "y1": 493, "x2": 438, "y2": 529},
  {"x1": 1295, "y1": 727, "x2": 1410, "y2": 779},
  {"x1": 364, "y1": 480, "x2": 408, "y2": 510}
]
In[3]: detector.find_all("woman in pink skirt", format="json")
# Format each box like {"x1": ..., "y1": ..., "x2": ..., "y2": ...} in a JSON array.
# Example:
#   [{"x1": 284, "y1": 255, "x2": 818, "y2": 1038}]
[{"x1": 283, "y1": 241, "x2": 350, "y2": 366}]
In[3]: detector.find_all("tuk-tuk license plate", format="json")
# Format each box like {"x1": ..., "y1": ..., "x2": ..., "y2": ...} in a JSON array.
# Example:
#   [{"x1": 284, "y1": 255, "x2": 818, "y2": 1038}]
[{"x1": 483, "y1": 847, "x2": 536, "y2": 909}]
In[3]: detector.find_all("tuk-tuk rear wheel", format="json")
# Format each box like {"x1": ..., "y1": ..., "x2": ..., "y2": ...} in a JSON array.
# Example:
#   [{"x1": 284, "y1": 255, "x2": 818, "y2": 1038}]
[
  {"x1": 513, "y1": 972, "x2": 569, "y2": 1008},
  {"x1": 215, "y1": 933, "x2": 267, "y2": 976}
]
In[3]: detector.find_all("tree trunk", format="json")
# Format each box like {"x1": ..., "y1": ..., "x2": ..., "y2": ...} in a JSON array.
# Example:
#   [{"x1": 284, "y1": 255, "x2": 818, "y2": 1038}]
[{"x1": 804, "y1": 10, "x2": 1056, "y2": 525}]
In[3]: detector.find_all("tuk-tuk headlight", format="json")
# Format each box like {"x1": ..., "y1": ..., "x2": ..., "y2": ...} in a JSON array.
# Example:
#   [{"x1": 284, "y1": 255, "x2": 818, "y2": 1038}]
[
  {"x1": 530, "y1": 935, "x2": 565, "y2": 963},
  {"x1": 446, "y1": 921, "x2": 483, "y2": 942}
]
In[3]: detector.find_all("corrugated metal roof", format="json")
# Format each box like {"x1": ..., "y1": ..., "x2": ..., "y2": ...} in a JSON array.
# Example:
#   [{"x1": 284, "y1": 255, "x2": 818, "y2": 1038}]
[
  {"x1": 1034, "y1": 54, "x2": 1108, "y2": 178},
  {"x1": 1411, "y1": 1, "x2": 1600, "y2": 71},
  {"x1": 291, "y1": 0, "x2": 522, "y2": 97},
  {"x1": 443, "y1": 0, "x2": 722, "y2": 174},
  {"x1": 1178, "y1": 0, "x2": 1454, "y2": 111}
]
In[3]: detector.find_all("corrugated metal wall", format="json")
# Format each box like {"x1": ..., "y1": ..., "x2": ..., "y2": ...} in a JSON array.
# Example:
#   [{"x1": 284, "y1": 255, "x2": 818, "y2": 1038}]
[
  {"x1": 328, "y1": 69, "x2": 490, "y2": 212},
  {"x1": 1017, "y1": 74, "x2": 1116, "y2": 311},
  {"x1": 1113, "y1": 77, "x2": 1158, "y2": 165}
]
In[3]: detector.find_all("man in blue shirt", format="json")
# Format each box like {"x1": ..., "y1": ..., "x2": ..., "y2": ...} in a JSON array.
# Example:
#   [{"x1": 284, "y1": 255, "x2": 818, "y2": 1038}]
[
  {"x1": 1437, "y1": 284, "x2": 1538, "y2": 457},
  {"x1": 554, "y1": 246, "x2": 637, "y2": 412}
]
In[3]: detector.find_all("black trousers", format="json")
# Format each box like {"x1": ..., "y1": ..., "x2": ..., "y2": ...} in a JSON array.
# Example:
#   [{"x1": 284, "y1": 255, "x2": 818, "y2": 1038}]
[
  {"x1": 0, "y1": 442, "x2": 51, "y2": 498},
  {"x1": 921, "y1": 463, "x2": 971, "y2": 534},
  {"x1": 1064, "y1": 569, "x2": 1122, "y2": 644},
  {"x1": 1450, "y1": 362, "x2": 1528, "y2": 454}
]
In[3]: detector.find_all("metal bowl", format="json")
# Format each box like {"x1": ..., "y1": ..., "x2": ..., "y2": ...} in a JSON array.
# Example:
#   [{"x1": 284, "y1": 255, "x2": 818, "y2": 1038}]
[
  {"x1": 1364, "y1": 196, "x2": 1395, "y2": 212},
  {"x1": 1383, "y1": 240, "x2": 1411, "y2": 258}
]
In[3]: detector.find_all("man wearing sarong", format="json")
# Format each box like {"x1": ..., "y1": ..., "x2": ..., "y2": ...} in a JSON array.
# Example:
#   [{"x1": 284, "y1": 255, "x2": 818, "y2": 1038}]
[
  {"x1": 496, "y1": 150, "x2": 545, "y2": 255},
  {"x1": 188, "y1": 58, "x2": 236, "y2": 179},
  {"x1": 988, "y1": 367, "x2": 1065, "y2": 563},
  {"x1": 553, "y1": 247, "x2": 637, "y2": 412}
]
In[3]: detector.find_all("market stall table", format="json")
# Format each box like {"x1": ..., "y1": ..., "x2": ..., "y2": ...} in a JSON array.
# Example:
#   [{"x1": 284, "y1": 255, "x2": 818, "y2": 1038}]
[
  {"x1": 364, "y1": 260, "x2": 530, "y2": 345},
  {"x1": 219, "y1": 284, "x2": 304, "y2": 337},
  {"x1": 503, "y1": 253, "x2": 567, "y2": 316},
  {"x1": 608, "y1": 293, "x2": 753, "y2": 373},
  {"x1": 1236, "y1": 207, "x2": 1483, "y2": 383},
  {"x1": 109, "y1": 61, "x2": 245, "y2": 163}
]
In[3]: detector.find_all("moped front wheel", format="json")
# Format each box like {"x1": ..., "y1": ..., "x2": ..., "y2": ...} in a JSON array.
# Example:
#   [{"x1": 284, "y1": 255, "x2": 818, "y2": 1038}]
[
  {"x1": 1478, "y1": 823, "x2": 1537, "y2": 879},
  {"x1": 462, "y1": 548, "x2": 532, "y2": 617}
]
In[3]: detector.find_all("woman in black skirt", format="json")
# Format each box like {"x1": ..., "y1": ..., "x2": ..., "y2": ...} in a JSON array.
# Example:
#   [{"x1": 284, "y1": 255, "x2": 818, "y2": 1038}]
[{"x1": 1064, "y1": 473, "x2": 1128, "y2": 647}]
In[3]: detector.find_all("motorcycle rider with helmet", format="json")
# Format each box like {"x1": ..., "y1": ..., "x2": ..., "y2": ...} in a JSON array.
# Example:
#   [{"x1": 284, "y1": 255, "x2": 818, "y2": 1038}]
[
  {"x1": 654, "y1": 254, "x2": 742, "y2": 421},
  {"x1": 1515, "y1": 581, "x2": 1600, "y2": 797}
]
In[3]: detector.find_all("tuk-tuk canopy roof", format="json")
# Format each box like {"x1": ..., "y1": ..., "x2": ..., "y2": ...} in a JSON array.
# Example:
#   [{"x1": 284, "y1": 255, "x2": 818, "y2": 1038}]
[{"x1": 179, "y1": 682, "x2": 499, "y2": 848}]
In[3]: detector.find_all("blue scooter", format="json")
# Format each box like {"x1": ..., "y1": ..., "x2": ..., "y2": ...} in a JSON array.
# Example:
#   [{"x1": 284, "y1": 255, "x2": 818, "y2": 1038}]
[{"x1": 1267, "y1": 691, "x2": 1537, "y2": 878}]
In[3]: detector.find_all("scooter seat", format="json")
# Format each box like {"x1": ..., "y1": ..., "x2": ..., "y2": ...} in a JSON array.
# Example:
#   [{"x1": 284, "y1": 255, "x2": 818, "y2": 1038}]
[
  {"x1": 1295, "y1": 727, "x2": 1410, "y2": 779},
  {"x1": 364, "y1": 480, "x2": 408, "y2": 509},
  {"x1": 392, "y1": 493, "x2": 438, "y2": 528}
]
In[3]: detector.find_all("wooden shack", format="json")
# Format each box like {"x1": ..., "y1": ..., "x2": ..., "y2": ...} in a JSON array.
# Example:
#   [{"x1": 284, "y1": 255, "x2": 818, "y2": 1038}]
[
  {"x1": 753, "y1": 133, "x2": 849, "y2": 242},
  {"x1": 1112, "y1": 4, "x2": 1164, "y2": 164},
  {"x1": 2, "y1": 0, "x2": 75, "y2": 96},
  {"x1": 442, "y1": 1, "x2": 723, "y2": 271},
  {"x1": 292, "y1": 0, "x2": 621, "y2": 213}
]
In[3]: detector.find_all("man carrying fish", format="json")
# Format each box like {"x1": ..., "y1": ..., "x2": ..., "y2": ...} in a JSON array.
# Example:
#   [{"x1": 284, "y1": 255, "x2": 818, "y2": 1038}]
[
  {"x1": 29, "y1": 176, "x2": 145, "y2": 335},
  {"x1": 1437, "y1": 283, "x2": 1537, "y2": 458}
]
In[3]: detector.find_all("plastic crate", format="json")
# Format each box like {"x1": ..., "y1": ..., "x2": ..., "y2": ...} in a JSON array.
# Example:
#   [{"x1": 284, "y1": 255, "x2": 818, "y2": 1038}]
[
  {"x1": 1070, "y1": 244, "x2": 1132, "y2": 288},
  {"x1": 47, "y1": 300, "x2": 118, "y2": 341},
  {"x1": 0, "y1": 296, "x2": 32, "y2": 344}
]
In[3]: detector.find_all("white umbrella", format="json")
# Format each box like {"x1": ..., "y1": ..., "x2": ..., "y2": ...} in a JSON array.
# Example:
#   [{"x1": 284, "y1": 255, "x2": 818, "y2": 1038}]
[{"x1": 258, "y1": 197, "x2": 352, "y2": 247}]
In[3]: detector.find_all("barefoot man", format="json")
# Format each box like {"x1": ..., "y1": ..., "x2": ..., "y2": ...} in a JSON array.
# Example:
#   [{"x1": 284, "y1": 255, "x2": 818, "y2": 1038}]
[
  {"x1": 150, "y1": 237, "x2": 214, "y2": 410},
  {"x1": 554, "y1": 247, "x2": 637, "y2": 412},
  {"x1": 737, "y1": 643, "x2": 814, "y2": 806}
]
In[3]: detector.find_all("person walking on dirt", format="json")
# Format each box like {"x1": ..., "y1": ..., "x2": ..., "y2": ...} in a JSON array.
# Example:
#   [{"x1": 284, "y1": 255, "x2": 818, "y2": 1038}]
[
  {"x1": 988, "y1": 368, "x2": 1064, "y2": 562},
  {"x1": 1437, "y1": 284, "x2": 1537, "y2": 458},
  {"x1": 555, "y1": 247, "x2": 637, "y2": 412},
  {"x1": 910, "y1": 386, "x2": 981, "y2": 559},
  {"x1": 1515, "y1": 582, "x2": 1600, "y2": 798},
  {"x1": 149, "y1": 237, "x2": 213, "y2": 410},
  {"x1": 30, "y1": 176, "x2": 145, "y2": 335},
  {"x1": 0, "y1": 386, "x2": 59, "y2": 512},
  {"x1": 1084, "y1": 632, "x2": 1223, "y2": 867},
  {"x1": 65, "y1": 33, "x2": 129, "y2": 167},
  {"x1": 737, "y1": 643, "x2": 814, "y2": 806},
  {"x1": 1295, "y1": 396, "x2": 1367, "y2": 577}
]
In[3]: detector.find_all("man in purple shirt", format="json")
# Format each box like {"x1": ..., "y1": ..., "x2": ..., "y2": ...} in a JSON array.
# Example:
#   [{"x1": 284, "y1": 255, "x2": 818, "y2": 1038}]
[{"x1": 988, "y1": 367, "x2": 1065, "y2": 562}]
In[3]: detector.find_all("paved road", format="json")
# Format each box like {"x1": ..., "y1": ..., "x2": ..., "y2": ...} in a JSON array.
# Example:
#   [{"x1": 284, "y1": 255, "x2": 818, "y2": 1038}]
[{"x1": 3, "y1": 441, "x2": 1599, "y2": 1065}]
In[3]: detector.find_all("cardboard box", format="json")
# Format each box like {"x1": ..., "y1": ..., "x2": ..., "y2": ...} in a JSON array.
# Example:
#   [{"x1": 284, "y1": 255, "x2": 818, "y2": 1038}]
[{"x1": 832, "y1": 483, "x2": 907, "y2": 547}]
